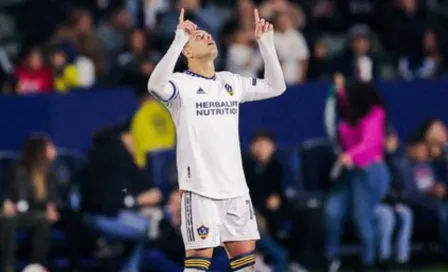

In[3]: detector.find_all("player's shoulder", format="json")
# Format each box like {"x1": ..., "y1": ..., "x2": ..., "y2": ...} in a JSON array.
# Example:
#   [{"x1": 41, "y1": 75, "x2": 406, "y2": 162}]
[{"x1": 170, "y1": 72, "x2": 189, "y2": 82}]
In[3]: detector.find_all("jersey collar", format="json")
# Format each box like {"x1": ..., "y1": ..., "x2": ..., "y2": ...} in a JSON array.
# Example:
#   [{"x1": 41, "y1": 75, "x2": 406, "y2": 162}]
[{"x1": 184, "y1": 70, "x2": 217, "y2": 80}]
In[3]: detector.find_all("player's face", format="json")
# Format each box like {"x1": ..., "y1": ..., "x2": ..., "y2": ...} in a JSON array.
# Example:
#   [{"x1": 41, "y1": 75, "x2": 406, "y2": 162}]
[{"x1": 184, "y1": 30, "x2": 218, "y2": 61}]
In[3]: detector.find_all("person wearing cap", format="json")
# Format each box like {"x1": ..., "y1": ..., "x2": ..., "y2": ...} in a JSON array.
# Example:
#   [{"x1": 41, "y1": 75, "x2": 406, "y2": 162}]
[
  {"x1": 0, "y1": 134, "x2": 60, "y2": 272},
  {"x1": 80, "y1": 119, "x2": 163, "y2": 272}
]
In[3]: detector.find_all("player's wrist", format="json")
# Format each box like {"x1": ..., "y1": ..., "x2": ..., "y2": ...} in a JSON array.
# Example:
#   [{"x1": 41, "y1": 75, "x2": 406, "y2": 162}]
[
  {"x1": 256, "y1": 34, "x2": 274, "y2": 46},
  {"x1": 174, "y1": 29, "x2": 190, "y2": 46}
]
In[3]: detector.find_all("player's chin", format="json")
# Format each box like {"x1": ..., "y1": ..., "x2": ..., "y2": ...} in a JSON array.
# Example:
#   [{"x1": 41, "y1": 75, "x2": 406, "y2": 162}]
[{"x1": 207, "y1": 48, "x2": 218, "y2": 59}]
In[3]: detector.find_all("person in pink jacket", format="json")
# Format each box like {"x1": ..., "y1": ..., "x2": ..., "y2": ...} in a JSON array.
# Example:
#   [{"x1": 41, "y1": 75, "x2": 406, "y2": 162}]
[{"x1": 324, "y1": 80, "x2": 390, "y2": 272}]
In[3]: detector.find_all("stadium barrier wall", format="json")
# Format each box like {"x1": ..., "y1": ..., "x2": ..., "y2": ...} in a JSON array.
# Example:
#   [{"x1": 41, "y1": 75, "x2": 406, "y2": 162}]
[{"x1": 0, "y1": 79, "x2": 447, "y2": 150}]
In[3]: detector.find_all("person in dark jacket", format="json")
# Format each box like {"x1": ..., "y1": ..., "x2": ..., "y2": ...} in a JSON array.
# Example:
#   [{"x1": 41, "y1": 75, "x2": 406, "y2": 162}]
[
  {"x1": 376, "y1": 131, "x2": 414, "y2": 268},
  {"x1": 80, "y1": 120, "x2": 162, "y2": 272},
  {"x1": 0, "y1": 134, "x2": 60, "y2": 272},
  {"x1": 243, "y1": 131, "x2": 289, "y2": 272},
  {"x1": 395, "y1": 131, "x2": 448, "y2": 250}
]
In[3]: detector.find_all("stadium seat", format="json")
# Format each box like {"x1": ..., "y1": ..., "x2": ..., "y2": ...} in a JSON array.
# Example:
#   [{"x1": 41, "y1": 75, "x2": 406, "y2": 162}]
[
  {"x1": 52, "y1": 149, "x2": 86, "y2": 210},
  {"x1": 299, "y1": 138, "x2": 337, "y2": 192}
]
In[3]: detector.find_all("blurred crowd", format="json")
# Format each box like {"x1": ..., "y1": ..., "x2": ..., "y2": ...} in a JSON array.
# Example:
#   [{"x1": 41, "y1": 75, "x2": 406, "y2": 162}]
[
  {"x1": 0, "y1": 0, "x2": 448, "y2": 95},
  {"x1": 2, "y1": 0, "x2": 448, "y2": 272},
  {"x1": 2, "y1": 79, "x2": 448, "y2": 272}
]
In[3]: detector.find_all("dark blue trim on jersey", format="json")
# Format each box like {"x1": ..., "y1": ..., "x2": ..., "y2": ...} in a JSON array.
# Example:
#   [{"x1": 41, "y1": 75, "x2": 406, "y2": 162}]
[
  {"x1": 184, "y1": 70, "x2": 216, "y2": 80},
  {"x1": 167, "y1": 80, "x2": 179, "y2": 101}
]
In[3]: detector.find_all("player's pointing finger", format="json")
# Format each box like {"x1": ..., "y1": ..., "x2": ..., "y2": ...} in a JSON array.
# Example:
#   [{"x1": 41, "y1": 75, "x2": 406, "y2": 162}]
[
  {"x1": 179, "y1": 8, "x2": 184, "y2": 23},
  {"x1": 254, "y1": 8, "x2": 260, "y2": 23}
]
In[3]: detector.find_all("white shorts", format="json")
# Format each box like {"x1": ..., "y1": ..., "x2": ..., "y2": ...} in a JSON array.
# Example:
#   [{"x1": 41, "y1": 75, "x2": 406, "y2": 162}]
[{"x1": 181, "y1": 191, "x2": 260, "y2": 250}]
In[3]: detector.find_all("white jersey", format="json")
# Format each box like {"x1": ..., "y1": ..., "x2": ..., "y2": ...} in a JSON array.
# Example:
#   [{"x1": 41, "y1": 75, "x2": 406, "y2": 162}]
[
  {"x1": 160, "y1": 71, "x2": 268, "y2": 199},
  {"x1": 147, "y1": 29, "x2": 286, "y2": 200}
]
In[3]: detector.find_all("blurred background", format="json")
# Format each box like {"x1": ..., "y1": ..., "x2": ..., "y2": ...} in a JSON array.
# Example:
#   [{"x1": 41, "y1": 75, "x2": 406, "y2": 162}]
[{"x1": 1, "y1": 0, "x2": 448, "y2": 271}]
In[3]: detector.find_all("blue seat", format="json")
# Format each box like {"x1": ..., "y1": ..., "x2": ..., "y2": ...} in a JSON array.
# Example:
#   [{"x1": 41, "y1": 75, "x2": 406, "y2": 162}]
[
  {"x1": 275, "y1": 147, "x2": 302, "y2": 200},
  {"x1": 0, "y1": 150, "x2": 19, "y2": 183},
  {"x1": 299, "y1": 138, "x2": 337, "y2": 192},
  {"x1": 147, "y1": 149, "x2": 177, "y2": 199},
  {"x1": 52, "y1": 149, "x2": 85, "y2": 210}
]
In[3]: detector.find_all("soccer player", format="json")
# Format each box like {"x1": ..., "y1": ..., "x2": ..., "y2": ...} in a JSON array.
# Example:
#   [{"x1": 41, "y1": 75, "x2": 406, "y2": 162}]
[{"x1": 147, "y1": 8, "x2": 286, "y2": 272}]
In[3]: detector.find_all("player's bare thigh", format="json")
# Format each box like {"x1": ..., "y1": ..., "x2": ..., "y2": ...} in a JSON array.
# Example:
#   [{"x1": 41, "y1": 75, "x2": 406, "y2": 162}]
[
  {"x1": 185, "y1": 247, "x2": 214, "y2": 259},
  {"x1": 224, "y1": 240, "x2": 256, "y2": 259}
]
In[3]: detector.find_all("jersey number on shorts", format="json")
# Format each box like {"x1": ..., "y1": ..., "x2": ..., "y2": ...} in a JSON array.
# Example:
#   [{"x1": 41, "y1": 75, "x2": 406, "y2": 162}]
[{"x1": 245, "y1": 200, "x2": 254, "y2": 220}]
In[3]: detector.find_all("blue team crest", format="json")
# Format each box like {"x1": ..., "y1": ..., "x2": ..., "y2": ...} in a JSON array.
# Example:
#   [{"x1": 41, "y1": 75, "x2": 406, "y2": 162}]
[
  {"x1": 197, "y1": 225, "x2": 209, "y2": 239},
  {"x1": 224, "y1": 83, "x2": 234, "y2": 96}
]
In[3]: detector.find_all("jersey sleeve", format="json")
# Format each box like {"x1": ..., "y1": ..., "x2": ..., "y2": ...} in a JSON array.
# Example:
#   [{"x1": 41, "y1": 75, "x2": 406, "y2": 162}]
[
  {"x1": 148, "y1": 76, "x2": 180, "y2": 103},
  {"x1": 237, "y1": 34, "x2": 287, "y2": 103},
  {"x1": 237, "y1": 75, "x2": 283, "y2": 103}
]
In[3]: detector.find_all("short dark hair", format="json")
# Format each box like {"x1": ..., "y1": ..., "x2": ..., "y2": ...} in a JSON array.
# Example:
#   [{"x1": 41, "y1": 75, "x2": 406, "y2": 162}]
[
  {"x1": 251, "y1": 130, "x2": 276, "y2": 143},
  {"x1": 406, "y1": 131, "x2": 424, "y2": 146}
]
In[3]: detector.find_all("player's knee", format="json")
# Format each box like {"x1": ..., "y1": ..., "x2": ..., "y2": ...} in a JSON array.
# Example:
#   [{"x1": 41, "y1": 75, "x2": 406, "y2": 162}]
[
  {"x1": 184, "y1": 256, "x2": 212, "y2": 271},
  {"x1": 229, "y1": 251, "x2": 256, "y2": 271}
]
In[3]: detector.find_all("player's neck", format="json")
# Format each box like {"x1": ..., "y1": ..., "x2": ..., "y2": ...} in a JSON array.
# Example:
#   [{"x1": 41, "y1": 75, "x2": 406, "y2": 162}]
[{"x1": 187, "y1": 60, "x2": 215, "y2": 79}]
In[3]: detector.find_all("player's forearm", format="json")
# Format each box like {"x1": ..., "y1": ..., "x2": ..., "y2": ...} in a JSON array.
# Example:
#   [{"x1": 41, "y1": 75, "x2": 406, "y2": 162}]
[
  {"x1": 147, "y1": 30, "x2": 189, "y2": 100},
  {"x1": 257, "y1": 37, "x2": 287, "y2": 94}
]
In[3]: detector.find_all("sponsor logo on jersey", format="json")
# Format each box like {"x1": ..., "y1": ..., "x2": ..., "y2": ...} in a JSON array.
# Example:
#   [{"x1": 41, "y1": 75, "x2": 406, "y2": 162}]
[
  {"x1": 197, "y1": 225, "x2": 209, "y2": 239},
  {"x1": 224, "y1": 83, "x2": 234, "y2": 96},
  {"x1": 196, "y1": 101, "x2": 239, "y2": 116},
  {"x1": 197, "y1": 88, "x2": 205, "y2": 94}
]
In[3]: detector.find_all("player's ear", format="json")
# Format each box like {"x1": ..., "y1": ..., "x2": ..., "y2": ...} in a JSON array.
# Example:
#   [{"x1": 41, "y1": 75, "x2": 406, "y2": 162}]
[{"x1": 182, "y1": 47, "x2": 192, "y2": 59}]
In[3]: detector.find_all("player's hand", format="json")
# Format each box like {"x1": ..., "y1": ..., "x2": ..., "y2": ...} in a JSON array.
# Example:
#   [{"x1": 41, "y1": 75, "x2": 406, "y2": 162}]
[
  {"x1": 337, "y1": 153, "x2": 353, "y2": 168},
  {"x1": 177, "y1": 8, "x2": 197, "y2": 36},
  {"x1": 137, "y1": 189, "x2": 163, "y2": 206},
  {"x1": 334, "y1": 73, "x2": 345, "y2": 92},
  {"x1": 266, "y1": 194, "x2": 281, "y2": 211},
  {"x1": 254, "y1": 8, "x2": 273, "y2": 40},
  {"x1": 46, "y1": 203, "x2": 60, "y2": 223}
]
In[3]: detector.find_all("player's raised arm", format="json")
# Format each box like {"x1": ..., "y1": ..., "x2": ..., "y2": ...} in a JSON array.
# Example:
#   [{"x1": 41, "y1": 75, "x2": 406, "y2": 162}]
[
  {"x1": 240, "y1": 9, "x2": 287, "y2": 102},
  {"x1": 147, "y1": 8, "x2": 196, "y2": 101}
]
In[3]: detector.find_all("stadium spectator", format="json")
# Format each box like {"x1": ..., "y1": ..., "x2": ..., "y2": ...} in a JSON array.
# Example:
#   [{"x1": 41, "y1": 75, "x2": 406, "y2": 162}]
[
  {"x1": 243, "y1": 131, "x2": 289, "y2": 272},
  {"x1": 97, "y1": 5, "x2": 131, "y2": 71},
  {"x1": 0, "y1": 134, "x2": 60, "y2": 272},
  {"x1": 376, "y1": 131, "x2": 414, "y2": 268},
  {"x1": 71, "y1": 8, "x2": 106, "y2": 80},
  {"x1": 325, "y1": 81, "x2": 389, "y2": 271},
  {"x1": 49, "y1": 47, "x2": 80, "y2": 93},
  {"x1": 337, "y1": 0, "x2": 381, "y2": 31},
  {"x1": 115, "y1": 29, "x2": 155, "y2": 87},
  {"x1": 220, "y1": 0, "x2": 255, "y2": 64},
  {"x1": 14, "y1": 48, "x2": 53, "y2": 94},
  {"x1": 143, "y1": 0, "x2": 170, "y2": 30},
  {"x1": 273, "y1": 11, "x2": 309, "y2": 84},
  {"x1": 419, "y1": 119, "x2": 448, "y2": 182},
  {"x1": 334, "y1": 25, "x2": 375, "y2": 82},
  {"x1": 399, "y1": 29, "x2": 447, "y2": 80},
  {"x1": 259, "y1": 0, "x2": 306, "y2": 30},
  {"x1": 155, "y1": 0, "x2": 223, "y2": 53},
  {"x1": 382, "y1": 0, "x2": 431, "y2": 58},
  {"x1": 74, "y1": 34, "x2": 97, "y2": 88},
  {"x1": 396, "y1": 131, "x2": 448, "y2": 250},
  {"x1": 0, "y1": 48, "x2": 16, "y2": 93},
  {"x1": 130, "y1": 91, "x2": 175, "y2": 168},
  {"x1": 226, "y1": 28, "x2": 263, "y2": 78},
  {"x1": 307, "y1": 39, "x2": 332, "y2": 81},
  {"x1": 80, "y1": 120, "x2": 162, "y2": 272},
  {"x1": 300, "y1": 0, "x2": 345, "y2": 38}
]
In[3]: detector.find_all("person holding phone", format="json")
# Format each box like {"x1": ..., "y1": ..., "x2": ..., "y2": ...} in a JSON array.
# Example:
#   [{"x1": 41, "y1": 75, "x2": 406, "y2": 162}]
[{"x1": 324, "y1": 75, "x2": 390, "y2": 272}]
